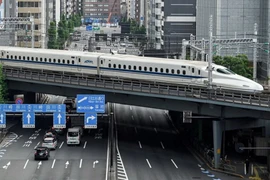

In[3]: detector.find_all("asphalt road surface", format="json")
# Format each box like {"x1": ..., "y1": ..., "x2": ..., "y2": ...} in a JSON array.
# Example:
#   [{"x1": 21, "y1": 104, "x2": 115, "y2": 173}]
[
  {"x1": 114, "y1": 104, "x2": 240, "y2": 180},
  {"x1": 0, "y1": 95, "x2": 109, "y2": 180}
]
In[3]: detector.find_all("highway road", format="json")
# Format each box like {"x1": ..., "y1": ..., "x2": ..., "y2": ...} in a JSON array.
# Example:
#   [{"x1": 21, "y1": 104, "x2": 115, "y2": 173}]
[
  {"x1": 114, "y1": 104, "x2": 240, "y2": 180},
  {"x1": 0, "y1": 95, "x2": 109, "y2": 180}
]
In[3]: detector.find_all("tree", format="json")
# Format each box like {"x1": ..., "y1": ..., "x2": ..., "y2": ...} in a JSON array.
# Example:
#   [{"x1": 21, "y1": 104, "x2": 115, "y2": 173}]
[
  {"x1": 213, "y1": 54, "x2": 253, "y2": 79},
  {"x1": 0, "y1": 65, "x2": 8, "y2": 103},
  {"x1": 47, "y1": 21, "x2": 58, "y2": 49}
]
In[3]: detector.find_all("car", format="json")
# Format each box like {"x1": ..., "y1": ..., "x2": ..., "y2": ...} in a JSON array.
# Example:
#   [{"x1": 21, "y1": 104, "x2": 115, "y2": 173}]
[
  {"x1": 44, "y1": 132, "x2": 57, "y2": 140},
  {"x1": 34, "y1": 146, "x2": 50, "y2": 160},
  {"x1": 42, "y1": 137, "x2": 57, "y2": 150},
  {"x1": 54, "y1": 128, "x2": 65, "y2": 135}
]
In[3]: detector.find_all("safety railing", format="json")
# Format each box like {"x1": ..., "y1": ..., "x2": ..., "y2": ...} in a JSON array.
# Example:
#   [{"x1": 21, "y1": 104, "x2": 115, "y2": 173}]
[{"x1": 3, "y1": 67, "x2": 270, "y2": 110}]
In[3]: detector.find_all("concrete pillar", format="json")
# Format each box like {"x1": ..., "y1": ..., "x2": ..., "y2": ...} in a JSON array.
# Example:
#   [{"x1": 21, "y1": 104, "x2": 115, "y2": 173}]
[
  {"x1": 198, "y1": 120, "x2": 202, "y2": 141},
  {"x1": 24, "y1": 92, "x2": 36, "y2": 104},
  {"x1": 213, "y1": 120, "x2": 223, "y2": 168}
]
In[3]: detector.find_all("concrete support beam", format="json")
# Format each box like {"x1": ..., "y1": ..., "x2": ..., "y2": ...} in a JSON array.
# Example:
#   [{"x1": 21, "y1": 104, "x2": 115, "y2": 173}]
[{"x1": 213, "y1": 120, "x2": 223, "y2": 169}]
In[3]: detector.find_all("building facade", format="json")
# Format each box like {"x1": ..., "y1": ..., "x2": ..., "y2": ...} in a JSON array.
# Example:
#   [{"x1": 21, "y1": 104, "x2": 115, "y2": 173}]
[
  {"x1": 83, "y1": 0, "x2": 121, "y2": 23},
  {"x1": 196, "y1": 0, "x2": 270, "y2": 80}
]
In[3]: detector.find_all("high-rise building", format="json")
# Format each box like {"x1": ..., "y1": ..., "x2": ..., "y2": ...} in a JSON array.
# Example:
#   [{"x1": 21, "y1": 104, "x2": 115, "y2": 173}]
[
  {"x1": 17, "y1": 0, "x2": 54, "y2": 48},
  {"x1": 83, "y1": 0, "x2": 121, "y2": 23},
  {"x1": 126, "y1": 0, "x2": 144, "y2": 25},
  {"x1": 196, "y1": 0, "x2": 270, "y2": 80}
]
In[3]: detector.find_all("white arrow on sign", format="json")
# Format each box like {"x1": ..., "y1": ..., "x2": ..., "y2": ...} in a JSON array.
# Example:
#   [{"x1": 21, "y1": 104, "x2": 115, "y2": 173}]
[
  {"x1": 3, "y1": 161, "x2": 10, "y2": 169},
  {"x1": 93, "y1": 160, "x2": 99, "y2": 168},
  {"x1": 65, "y1": 161, "x2": 69, "y2": 168},
  {"x1": 27, "y1": 113, "x2": 31, "y2": 124},
  {"x1": 37, "y1": 161, "x2": 42, "y2": 169},
  {"x1": 57, "y1": 114, "x2": 62, "y2": 124},
  {"x1": 90, "y1": 106, "x2": 94, "y2": 110},
  {"x1": 0, "y1": 114, "x2": 3, "y2": 123},
  {"x1": 87, "y1": 115, "x2": 96, "y2": 123}
]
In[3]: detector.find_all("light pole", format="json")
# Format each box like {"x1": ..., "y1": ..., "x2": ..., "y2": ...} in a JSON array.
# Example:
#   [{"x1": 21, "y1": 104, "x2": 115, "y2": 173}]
[{"x1": 28, "y1": 11, "x2": 34, "y2": 48}]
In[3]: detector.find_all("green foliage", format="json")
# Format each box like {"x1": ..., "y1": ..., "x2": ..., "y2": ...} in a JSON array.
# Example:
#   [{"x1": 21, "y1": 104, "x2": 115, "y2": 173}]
[
  {"x1": 213, "y1": 54, "x2": 253, "y2": 79},
  {"x1": 0, "y1": 65, "x2": 8, "y2": 103},
  {"x1": 47, "y1": 21, "x2": 59, "y2": 49}
]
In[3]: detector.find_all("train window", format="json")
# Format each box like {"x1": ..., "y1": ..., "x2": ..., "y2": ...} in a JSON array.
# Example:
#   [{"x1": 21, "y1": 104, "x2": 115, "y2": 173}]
[
  {"x1": 139, "y1": 66, "x2": 142, "y2": 71},
  {"x1": 15, "y1": 56, "x2": 17, "y2": 59},
  {"x1": 7, "y1": 55, "x2": 9, "y2": 59},
  {"x1": 177, "y1": 70, "x2": 180, "y2": 74},
  {"x1": 133, "y1": 66, "x2": 137, "y2": 70},
  {"x1": 23, "y1": 56, "x2": 25, "y2": 60},
  {"x1": 53, "y1": 59, "x2": 56, "y2": 63},
  {"x1": 27, "y1": 57, "x2": 30, "y2": 60},
  {"x1": 198, "y1": 70, "x2": 200, "y2": 75},
  {"x1": 101, "y1": 60, "x2": 103, "y2": 64},
  {"x1": 36, "y1": 57, "x2": 38, "y2": 61},
  {"x1": 149, "y1": 67, "x2": 153, "y2": 72},
  {"x1": 181, "y1": 66, "x2": 186, "y2": 68},
  {"x1": 67, "y1": 60, "x2": 70, "y2": 64},
  {"x1": 217, "y1": 68, "x2": 232, "y2": 74},
  {"x1": 72, "y1": 60, "x2": 74, "y2": 64},
  {"x1": 128, "y1": 65, "x2": 131, "y2": 70},
  {"x1": 40, "y1": 57, "x2": 42, "y2": 61},
  {"x1": 11, "y1": 55, "x2": 13, "y2": 59},
  {"x1": 44, "y1": 58, "x2": 47, "y2": 62},
  {"x1": 144, "y1": 67, "x2": 147, "y2": 71},
  {"x1": 166, "y1": 69, "x2": 169, "y2": 73},
  {"x1": 1, "y1": 52, "x2": 3, "y2": 56},
  {"x1": 113, "y1": 64, "x2": 116, "y2": 68},
  {"x1": 118, "y1": 64, "x2": 121, "y2": 69},
  {"x1": 58, "y1": 59, "x2": 60, "y2": 63},
  {"x1": 78, "y1": 58, "x2": 81, "y2": 62},
  {"x1": 160, "y1": 68, "x2": 163, "y2": 73},
  {"x1": 31, "y1": 57, "x2": 33, "y2": 61},
  {"x1": 155, "y1": 68, "x2": 158, "y2": 72},
  {"x1": 49, "y1": 58, "x2": 51, "y2": 62},
  {"x1": 171, "y1": 69, "x2": 175, "y2": 74},
  {"x1": 123, "y1": 65, "x2": 126, "y2": 69},
  {"x1": 108, "y1": 63, "x2": 111, "y2": 68},
  {"x1": 192, "y1": 68, "x2": 194, "y2": 73},
  {"x1": 19, "y1": 56, "x2": 21, "y2": 59},
  {"x1": 62, "y1": 60, "x2": 65, "y2": 64},
  {"x1": 183, "y1": 70, "x2": 186, "y2": 75}
]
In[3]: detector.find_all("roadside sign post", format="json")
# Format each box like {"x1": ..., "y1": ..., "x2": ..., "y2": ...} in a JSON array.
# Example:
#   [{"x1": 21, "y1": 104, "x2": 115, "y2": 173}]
[{"x1": 77, "y1": 94, "x2": 105, "y2": 129}]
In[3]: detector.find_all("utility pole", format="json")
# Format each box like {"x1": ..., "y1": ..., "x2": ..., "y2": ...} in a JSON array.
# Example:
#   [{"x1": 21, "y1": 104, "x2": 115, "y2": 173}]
[
  {"x1": 201, "y1": 38, "x2": 205, "y2": 61},
  {"x1": 208, "y1": 15, "x2": 213, "y2": 89},
  {"x1": 253, "y1": 23, "x2": 258, "y2": 81},
  {"x1": 30, "y1": 16, "x2": 34, "y2": 48}
]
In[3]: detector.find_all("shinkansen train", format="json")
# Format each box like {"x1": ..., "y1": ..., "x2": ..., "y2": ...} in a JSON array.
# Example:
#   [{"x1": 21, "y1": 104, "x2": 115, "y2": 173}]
[{"x1": 0, "y1": 46, "x2": 264, "y2": 92}]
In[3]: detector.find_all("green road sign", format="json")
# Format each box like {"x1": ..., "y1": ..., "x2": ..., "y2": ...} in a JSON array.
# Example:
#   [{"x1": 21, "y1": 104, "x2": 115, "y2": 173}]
[{"x1": 93, "y1": 27, "x2": 100, "y2": 31}]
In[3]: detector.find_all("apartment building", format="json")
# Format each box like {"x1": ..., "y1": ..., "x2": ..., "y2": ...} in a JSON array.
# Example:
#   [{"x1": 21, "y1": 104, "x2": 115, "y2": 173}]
[
  {"x1": 83, "y1": 0, "x2": 121, "y2": 23},
  {"x1": 126, "y1": 0, "x2": 144, "y2": 25}
]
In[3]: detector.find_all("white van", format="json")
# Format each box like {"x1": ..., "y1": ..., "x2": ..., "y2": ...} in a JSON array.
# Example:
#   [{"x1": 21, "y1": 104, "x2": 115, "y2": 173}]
[{"x1": 66, "y1": 128, "x2": 81, "y2": 146}]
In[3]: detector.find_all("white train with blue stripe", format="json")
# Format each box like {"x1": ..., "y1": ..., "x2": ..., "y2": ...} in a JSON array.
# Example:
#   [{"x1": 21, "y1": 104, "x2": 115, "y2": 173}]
[{"x1": 0, "y1": 46, "x2": 264, "y2": 92}]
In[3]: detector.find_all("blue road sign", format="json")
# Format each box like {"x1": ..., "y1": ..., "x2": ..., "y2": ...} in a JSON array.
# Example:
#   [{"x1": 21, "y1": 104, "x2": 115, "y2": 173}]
[
  {"x1": 0, "y1": 112, "x2": 6, "y2": 128},
  {"x1": 15, "y1": 98, "x2": 23, "y2": 104},
  {"x1": 22, "y1": 112, "x2": 35, "y2": 128},
  {"x1": 53, "y1": 112, "x2": 66, "y2": 128},
  {"x1": 76, "y1": 94, "x2": 105, "y2": 113},
  {"x1": 84, "y1": 113, "x2": 97, "y2": 129},
  {"x1": 0, "y1": 104, "x2": 66, "y2": 113},
  {"x1": 140, "y1": 17, "x2": 144, "y2": 21},
  {"x1": 86, "y1": 25, "x2": 92, "y2": 31}
]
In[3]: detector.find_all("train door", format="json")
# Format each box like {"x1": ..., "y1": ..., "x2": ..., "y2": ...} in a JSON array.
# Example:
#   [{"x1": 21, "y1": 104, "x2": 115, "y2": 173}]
[
  {"x1": 76, "y1": 56, "x2": 81, "y2": 71},
  {"x1": 97, "y1": 56, "x2": 104, "y2": 78},
  {"x1": 1, "y1": 51, "x2": 6, "y2": 63}
]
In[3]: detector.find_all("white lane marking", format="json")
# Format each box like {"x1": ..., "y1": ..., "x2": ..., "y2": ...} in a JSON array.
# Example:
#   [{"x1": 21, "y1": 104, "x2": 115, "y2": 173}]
[
  {"x1": 138, "y1": 141, "x2": 142, "y2": 149},
  {"x1": 130, "y1": 106, "x2": 132, "y2": 111},
  {"x1": 59, "y1": 141, "x2": 64, "y2": 149},
  {"x1": 34, "y1": 142, "x2": 40, "y2": 149},
  {"x1": 154, "y1": 128, "x2": 157, "y2": 133},
  {"x1": 65, "y1": 161, "x2": 69, "y2": 168},
  {"x1": 83, "y1": 141, "x2": 87, "y2": 149},
  {"x1": 23, "y1": 159, "x2": 29, "y2": 169},
  {"x1": 149, "y1": 116, "x2": 153, "y2": 121},
  {"x1": 160, "y1": 141, "x2": 165, "y2": 149},
  {"x1": 79, "y1": 159, "x2": 83, "y2": 168},
  {"x1": 51, "y1": 159, "x2": 56, "y2": 169},
  {"x1": 171, "y1": 159, "x2": 178, "y2": 169},
  {"x1": 131, "y1": 115, "x2": 134, "y2": 120},
  {"x1": 134, "y1": 127, "x2": 137, "y2": 134},
  {"x1": 146, "y1": 159, "x2": 152, "y2": 168}
]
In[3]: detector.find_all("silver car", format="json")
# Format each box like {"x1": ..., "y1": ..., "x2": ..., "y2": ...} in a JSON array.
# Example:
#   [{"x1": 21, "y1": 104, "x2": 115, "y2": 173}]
[{"x1": 42, "y1": 137, "x2": 57, "y2": 150}]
